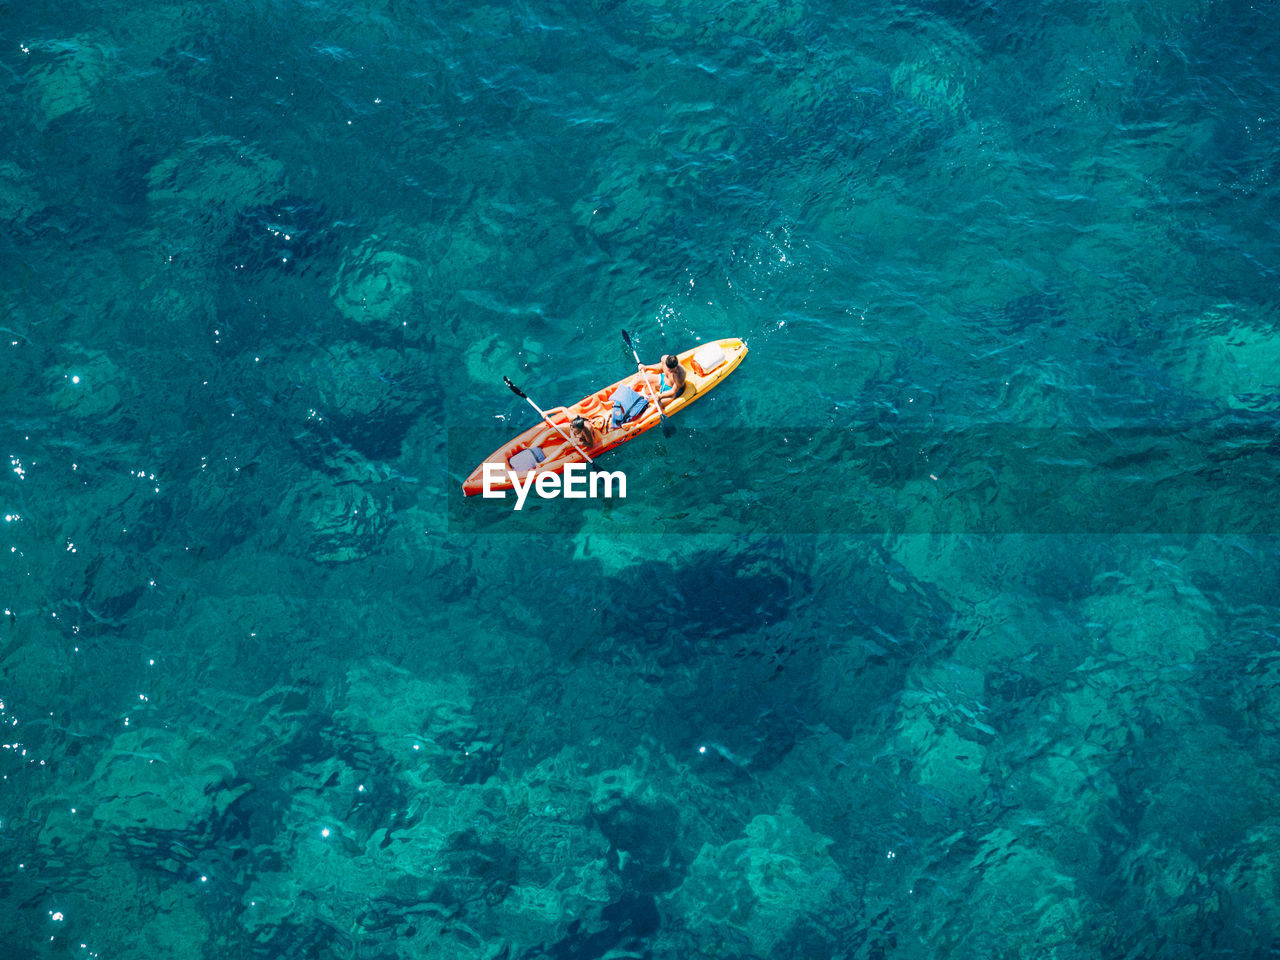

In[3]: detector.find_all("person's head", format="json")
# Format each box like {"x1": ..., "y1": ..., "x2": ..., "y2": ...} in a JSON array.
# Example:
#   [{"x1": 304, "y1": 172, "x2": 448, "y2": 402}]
[
  {"x1": 664, "y1": 354, "x2": 678, "y2": 370},
  {"x1": 572, "y1": 415, "x2": 587, "y2": 433}
]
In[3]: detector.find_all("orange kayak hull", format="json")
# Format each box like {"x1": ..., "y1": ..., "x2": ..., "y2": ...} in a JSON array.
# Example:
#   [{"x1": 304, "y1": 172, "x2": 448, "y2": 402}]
[{"x1": 462, "y1": 338, "x2": 748, "y2": 496}]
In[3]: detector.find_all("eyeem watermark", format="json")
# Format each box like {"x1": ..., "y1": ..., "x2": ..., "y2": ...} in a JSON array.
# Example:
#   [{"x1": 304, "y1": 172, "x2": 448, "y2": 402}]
[{"x1": 482, "y1": 463, "x2": 627, "y2": 510}]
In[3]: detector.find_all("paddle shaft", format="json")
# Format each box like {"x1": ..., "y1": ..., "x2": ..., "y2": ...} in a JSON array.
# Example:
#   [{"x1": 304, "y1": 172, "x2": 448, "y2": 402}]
[
  {"x1": 627, "y1": 344, "x2": 670, "y2": 425},
  {"x1": 619, "y1": 329, "x2": 674, "y2": 437}
]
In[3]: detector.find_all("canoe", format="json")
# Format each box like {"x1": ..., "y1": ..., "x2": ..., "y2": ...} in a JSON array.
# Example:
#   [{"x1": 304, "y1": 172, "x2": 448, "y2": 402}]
[{"x1": 462, "y1": 337, "x2": 748, "y2": 496}]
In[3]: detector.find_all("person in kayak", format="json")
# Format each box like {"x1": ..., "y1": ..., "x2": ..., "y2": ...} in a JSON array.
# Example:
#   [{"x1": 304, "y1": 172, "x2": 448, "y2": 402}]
[
  {"x1": 570, "y1": 413, "x2": 607, "y2": 449},
  {"x1": 637, "y1": 354, "x2": 694, "y2": 410},
  {"x1": 543, "y1": 405, "x2": 609, "y2": 450}
]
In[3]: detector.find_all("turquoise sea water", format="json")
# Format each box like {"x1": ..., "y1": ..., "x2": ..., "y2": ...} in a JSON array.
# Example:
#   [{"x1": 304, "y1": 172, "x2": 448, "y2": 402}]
[{"x1": 4, "y1": 0, "x2": 1280, "y2": 956}]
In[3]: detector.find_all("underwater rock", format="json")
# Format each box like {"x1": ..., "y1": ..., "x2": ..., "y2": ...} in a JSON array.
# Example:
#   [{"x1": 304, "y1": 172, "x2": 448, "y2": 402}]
[
  {"x1": 147, "y1": 135, "x2": 287, "y2": 212},
  {"x1": 22, "y1": 35, "x2": 117, "y2": 127},
  {"x1": 899, "y1": 719, "x2": 989, "y2": 809},
  {"x1": 151, "y1": 28, "x2": 222, "y2": 84},
  {"x1": 331, "y1": 236, "x2": 422, "y2": 328},
  {"x1": 570, "y1": 523, "x2": 654, "y2": 575},
  {"x1": 1080, "y1": 557, "x2": 1216, "y2": 665},
  {"x1": 1009, "y1": 659, "x2": 1164, "y2": 838},
  {"x1": 428, "y1": 210, "x2": 501, "y2": 292},
  {"x1": 0, "y1": 162, "x2": 41, "y2": 224},
  {"x1": 955, "y1": 827, "x2": 1086, "y2": 956},
  {"x1": 478, "y1": 751, "x2": 683, "y2": 945},
  {"x1": 1223, "y1": 825, "x2": 1280, "y2": 935},
  {"x1": 892, "y1": 662, "x2": 992, "y2": 810},
  {"x1": 573, "y1": 164, "x2": 667, "y2": 249},
  {"x1": 1170, "y1": 311, "x2": 1280, "y2": 410},
  {"x1": 87, "y1": 727, "x2": 248, "y2": 832},
  {"x1": 134, "y1": 886, "x2": 212, "y2": 960},
  {"x1": 30, "y1": 857, "x2": 210, "y2": 960},
  {"x1": 1, "y1": 616, "x2": 73, "y2": 709},
  {"x1": 591, "y1": 789, "x2": 685, "y2": 893},
  {"x1": 889, "y1": 43, "x2": 972, "y2": 121},
  {"x1": 240, "y1": 764, "x2": 527, "y2": 958},
  {"x1": 335, "y1": 663, "x2": 489, "y2": 784},
  {"x1": 1105, "y1": 840, "x2": 1213, "y2": 954},
  {"x1": 666, "y1": 805, "x2": 842, "y2": 956},
  {"x1": 459, "y1": 332, "x2": 522, "y2": 388},
  {"x1": 142, "y1": 136, "x2": 287, "y2": 275},
  {"x1": 911, "y1": 727, "x2": 988, "y2": 814},
  {"x1": 46, "y1": 348, "x2": 129, "y2": 419},
  {"x1": 294, "y1": 477, "x2": 391, "y2": 564}
]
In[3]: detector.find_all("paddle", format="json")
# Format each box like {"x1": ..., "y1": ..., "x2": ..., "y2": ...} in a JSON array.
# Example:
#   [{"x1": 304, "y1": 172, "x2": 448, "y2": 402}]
[
  {"x1": 503, "y1": 376, "x2": 597, "y2": 467},
  {"x1": 621, "y1": 329, "x2": 676, "y2": 438}
]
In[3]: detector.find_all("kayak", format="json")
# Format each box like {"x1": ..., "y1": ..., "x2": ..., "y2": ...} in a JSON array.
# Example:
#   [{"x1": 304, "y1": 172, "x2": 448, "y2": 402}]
[{"x1": 462, "y1": 337, "x2": 748, "y2": 496}]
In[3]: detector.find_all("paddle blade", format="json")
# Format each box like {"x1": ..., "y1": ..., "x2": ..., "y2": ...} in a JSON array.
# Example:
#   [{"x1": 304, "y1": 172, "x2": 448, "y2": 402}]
[
  {"x1": 660, "y1": 412, "x2": 676, "y2": 437},
  {"x1": 621, "y1": 329, "x2": 634, "y2": 349},
  {"x1": 503, "y1": 376, "x2": 526, "y2": 399}
]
